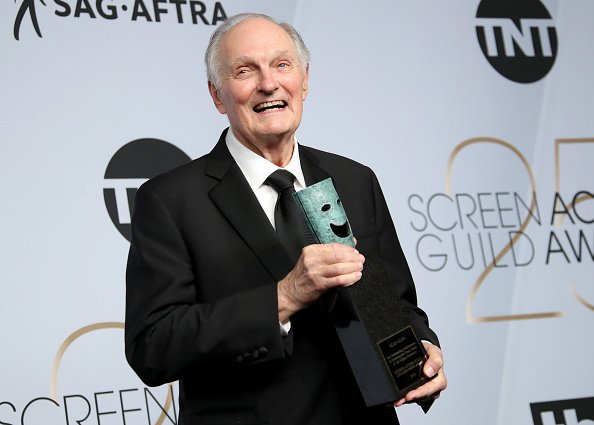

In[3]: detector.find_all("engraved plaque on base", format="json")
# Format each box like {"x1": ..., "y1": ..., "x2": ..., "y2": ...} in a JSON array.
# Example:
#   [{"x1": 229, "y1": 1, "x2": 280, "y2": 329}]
[{"x1": 377, "y1": 326, "x2": 429, "y2": 396}]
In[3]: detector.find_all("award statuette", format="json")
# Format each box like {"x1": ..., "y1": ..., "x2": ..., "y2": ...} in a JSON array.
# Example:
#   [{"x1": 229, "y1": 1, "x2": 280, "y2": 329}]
[
  {"x1": 292, "y1": 178, "x2": 355, "y2": 248},
  {"x1": 294, "y1": 178, "x2": 432, "y2": 407}
]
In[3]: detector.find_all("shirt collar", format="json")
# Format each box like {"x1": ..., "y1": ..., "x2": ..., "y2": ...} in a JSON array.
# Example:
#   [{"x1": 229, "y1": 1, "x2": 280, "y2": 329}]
[{"x1": 225, "y1": 129, "x2": 307, "y2": 191}]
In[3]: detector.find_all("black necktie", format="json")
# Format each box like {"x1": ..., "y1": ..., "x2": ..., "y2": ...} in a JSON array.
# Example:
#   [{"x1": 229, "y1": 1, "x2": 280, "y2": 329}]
[{"x1": 265, "y1": 169, "x2": 315, "y2": 261}]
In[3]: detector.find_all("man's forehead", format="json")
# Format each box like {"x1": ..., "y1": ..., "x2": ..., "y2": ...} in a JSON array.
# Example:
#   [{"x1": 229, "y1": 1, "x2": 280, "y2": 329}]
[
  {"x1": 230, "y1": 50, "x2": 295, "y2": 65},
  {"x1": 221, "y1": 18, "x2": 292, "y2": 48},
  {"x1": 227, "y1": 17, "x2": 283, "y2": 34}
]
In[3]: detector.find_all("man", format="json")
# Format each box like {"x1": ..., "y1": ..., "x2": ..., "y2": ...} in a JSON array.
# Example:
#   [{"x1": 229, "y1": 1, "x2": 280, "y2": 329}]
[{"x1": 125, "y1": 13, "x2": 446, "y2": 425}]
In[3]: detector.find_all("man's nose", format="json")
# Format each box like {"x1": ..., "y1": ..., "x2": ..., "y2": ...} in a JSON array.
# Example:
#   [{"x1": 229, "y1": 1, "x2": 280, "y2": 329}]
[{"x1": 257, "y1": 68, "x2": 278, "y2": 94}]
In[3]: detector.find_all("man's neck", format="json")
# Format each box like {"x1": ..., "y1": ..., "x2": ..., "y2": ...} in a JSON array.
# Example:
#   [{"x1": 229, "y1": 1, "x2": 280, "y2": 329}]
[{"x1": 231, "y1": 129, "x2": 295, "y2": 167}]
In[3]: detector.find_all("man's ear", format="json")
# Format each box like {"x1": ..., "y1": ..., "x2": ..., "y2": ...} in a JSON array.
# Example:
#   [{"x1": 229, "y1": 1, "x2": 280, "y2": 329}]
[
  {"x1": 302, "y1": 64, "x2": 310, "y2": 101},
  {"x1": 208, "y1": 81, "x2": 227, "y2": 114}
]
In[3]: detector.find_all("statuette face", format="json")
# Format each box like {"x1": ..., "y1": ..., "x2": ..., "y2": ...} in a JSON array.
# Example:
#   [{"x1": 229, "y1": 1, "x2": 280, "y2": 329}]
[{"x1": 294, "y1": 178, "x2": 354, "y2": 246}]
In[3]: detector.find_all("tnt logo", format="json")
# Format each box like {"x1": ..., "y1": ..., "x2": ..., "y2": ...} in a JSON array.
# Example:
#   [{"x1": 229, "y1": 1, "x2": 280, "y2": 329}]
[
  {"x1": 104, "y1": 138, "x2": 190, "y2": 241},
  {"x1": 475, "y1": 0, "x2": 558, "y2": 83},
  {"x1": 531, "y1": 397, "x2": 594, "y2": 425}
]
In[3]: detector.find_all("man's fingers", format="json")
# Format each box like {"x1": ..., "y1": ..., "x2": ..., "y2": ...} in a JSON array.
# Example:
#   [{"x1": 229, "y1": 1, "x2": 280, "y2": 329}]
[
  {"x1": 324, "y1": 259, "x2": 364, "y2": 277},
  {"x1": 393, "y1": 343, "x2": 447, "y2": 408},
  {"x1": 303, "y1": 244, "x2": 364, "y2": 268},
  {"x1": 404, "y1": 373, "x2": 445, "y2": 403},
  {"x1": 393, "y1": 372, "x2": 445, "y2": 407},
  {"x1": 279, "y1": 244, "x2": 365, "y2": 314},
  {"x1": 422, "y1": 343, "x2": 444, "y2": 378},
  {"x1": 324, "y1": 270, "x2": 363, "y2": 287},
  {"x1": 404, "y1": 369, "x2": 446, "y2": 405}
]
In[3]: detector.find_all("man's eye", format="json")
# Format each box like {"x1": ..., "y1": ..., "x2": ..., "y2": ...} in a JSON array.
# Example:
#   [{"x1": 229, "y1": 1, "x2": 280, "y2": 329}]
[
  {"x1": 278, "y1": 62, "x2": 290, "y2": 69},
  {"x1": 236, "y1": 68, "x2": 250, "y2": 76}
]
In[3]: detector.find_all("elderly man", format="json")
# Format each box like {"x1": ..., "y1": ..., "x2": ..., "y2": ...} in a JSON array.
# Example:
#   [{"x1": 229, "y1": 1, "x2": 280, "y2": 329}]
[{"x1": 125, "y1": 13, "x2": 446, "y2": 425}]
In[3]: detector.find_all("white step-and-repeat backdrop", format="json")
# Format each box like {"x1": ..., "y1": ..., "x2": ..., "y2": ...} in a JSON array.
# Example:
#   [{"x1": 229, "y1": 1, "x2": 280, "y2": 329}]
[{"x1": 2, "y1": 0, "x2": 593, "y2": 424}]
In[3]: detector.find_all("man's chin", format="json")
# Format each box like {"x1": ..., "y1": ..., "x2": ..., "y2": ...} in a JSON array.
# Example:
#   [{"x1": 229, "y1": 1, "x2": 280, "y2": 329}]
[{"x1": 253, "y1": 125, "x2": 298, "y2": 142}]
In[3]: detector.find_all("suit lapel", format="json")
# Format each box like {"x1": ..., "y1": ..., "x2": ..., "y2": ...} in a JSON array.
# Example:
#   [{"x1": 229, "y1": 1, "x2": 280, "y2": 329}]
[
  {"x1": 206, "y1": 131, "x2": 294, "y2": 281},
  {"x1": 299, "y1": 145, "x2": 331, "y2": 186}
]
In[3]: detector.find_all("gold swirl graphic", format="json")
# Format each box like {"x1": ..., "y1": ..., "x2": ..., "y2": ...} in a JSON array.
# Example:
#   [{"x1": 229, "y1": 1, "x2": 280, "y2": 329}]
[
  {"x1": 570, "y1": 286, "x2": 594, "y2": 311},
  {"x1": 446, "y1": 137, "x2": 563, "y2": 323},
  {"x1": 51, "y1": 322, "x2": 175, "y2": 425}
]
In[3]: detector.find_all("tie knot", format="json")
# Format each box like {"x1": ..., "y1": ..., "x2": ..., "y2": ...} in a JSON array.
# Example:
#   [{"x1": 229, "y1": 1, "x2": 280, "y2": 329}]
[{"x1": 265, "y1": 169, "x2": 296, "y2": 193}]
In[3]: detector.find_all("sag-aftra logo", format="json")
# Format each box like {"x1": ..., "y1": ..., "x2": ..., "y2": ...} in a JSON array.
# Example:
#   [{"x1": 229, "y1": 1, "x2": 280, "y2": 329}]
[{"x1": 13, "y1": 0, "x2": 227, "y2": 40}]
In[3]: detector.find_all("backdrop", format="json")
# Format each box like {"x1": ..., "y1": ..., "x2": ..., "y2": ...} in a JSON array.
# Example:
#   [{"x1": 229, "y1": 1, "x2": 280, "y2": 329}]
[{"x1": 2, "y1": 1, "x2": 593, "y2": 424}]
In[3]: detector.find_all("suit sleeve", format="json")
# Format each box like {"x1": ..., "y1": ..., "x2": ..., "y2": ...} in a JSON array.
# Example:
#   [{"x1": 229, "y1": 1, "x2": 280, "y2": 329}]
[
  {"x1": 367, "y1": 168, "x2": 439, "y2": 346},
  {"x1": 124, "y1": 182, "x2": 291, "y2": 387}
]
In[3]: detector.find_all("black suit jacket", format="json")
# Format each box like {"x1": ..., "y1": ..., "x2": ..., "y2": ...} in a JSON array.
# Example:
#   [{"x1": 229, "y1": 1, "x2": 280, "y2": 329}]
[{"x1": 125, "y1": 129, "x2": 438, "y2": 425}]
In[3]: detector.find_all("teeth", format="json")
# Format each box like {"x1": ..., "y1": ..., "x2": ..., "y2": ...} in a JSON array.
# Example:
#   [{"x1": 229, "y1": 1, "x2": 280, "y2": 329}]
[{"x1": 254, "y1": 100, "x2": 286, "y2": 112}]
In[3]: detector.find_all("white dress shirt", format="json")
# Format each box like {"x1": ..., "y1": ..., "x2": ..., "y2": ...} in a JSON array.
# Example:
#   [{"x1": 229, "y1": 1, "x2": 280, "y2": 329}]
[
  {"x1": 225, "y1": 130, "x2": 306, "y2": 229},
  {"x1": 225, "y1": 129, "x2": 306, "y2": 334}
]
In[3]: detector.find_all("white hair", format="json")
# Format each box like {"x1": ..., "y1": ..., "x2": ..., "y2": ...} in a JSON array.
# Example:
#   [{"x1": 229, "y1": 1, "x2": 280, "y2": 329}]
[{"x1": 204, "y1": 13, "x2": 310, "y2": 88}]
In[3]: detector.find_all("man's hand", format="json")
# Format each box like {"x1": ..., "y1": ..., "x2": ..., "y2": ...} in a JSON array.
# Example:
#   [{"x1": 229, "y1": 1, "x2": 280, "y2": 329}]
[
  {"x1": 277, "y1": 243, "x2": 365, "y2": 322},
  {"x1": 394, "y1": 342, "x2": 447, "y2": 407}
]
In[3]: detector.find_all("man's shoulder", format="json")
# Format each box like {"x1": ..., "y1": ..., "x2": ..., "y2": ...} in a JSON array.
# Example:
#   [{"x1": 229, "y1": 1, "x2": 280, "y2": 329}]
[
  {"x1": 135, "y1": 150, "x2": 216, "y2": 203},
  {"x1": 299, "y1": 144, "x2": 373, "y2": 178},
  {"x1": 299, "y1": 145, "x2": 374, "y2": 183},
  {"x1": 140, "y1": 130, "x2": 229, "y2": 194},
  {"x1": 141, "y1": 155, "x2": 203, "y2": 186}
]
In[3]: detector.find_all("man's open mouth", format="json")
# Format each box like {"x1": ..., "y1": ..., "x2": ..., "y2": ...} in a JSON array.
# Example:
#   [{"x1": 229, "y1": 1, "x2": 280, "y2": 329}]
[
  {"x1": 330, "y1": 222, "x2": 351, "y2": 238},
  {"x1": 253, "y1": 100, "x2": 287, "y2": 113}
]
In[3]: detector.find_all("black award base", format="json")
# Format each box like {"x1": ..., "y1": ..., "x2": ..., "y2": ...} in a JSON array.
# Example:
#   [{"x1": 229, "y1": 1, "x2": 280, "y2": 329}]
[{"x1": 331, "y1": 255, "x2": 433, "y2": 407}]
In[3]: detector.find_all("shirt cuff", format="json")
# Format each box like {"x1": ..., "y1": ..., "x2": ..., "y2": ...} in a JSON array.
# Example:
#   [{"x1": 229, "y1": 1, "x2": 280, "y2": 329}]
[{"x1": 279, "y1": 320, "x2": 291, "y2": 336}]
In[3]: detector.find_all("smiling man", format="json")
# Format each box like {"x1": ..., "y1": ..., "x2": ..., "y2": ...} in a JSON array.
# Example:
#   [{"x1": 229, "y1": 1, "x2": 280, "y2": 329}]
[{"x1": 125, "y1": 13, "x2": 446, "y2": 425}]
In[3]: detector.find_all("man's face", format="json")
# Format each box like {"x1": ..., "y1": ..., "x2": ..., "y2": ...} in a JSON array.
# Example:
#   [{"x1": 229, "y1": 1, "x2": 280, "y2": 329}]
[{"x1": 209, "y1": 18, "x2": 309, "y2": 148}]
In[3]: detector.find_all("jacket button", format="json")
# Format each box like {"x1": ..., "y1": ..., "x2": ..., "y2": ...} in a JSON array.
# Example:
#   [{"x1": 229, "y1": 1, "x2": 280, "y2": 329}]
[
  {"x1": 234, "y1": 354, "x2": 244, "y2": 364},
  {"x1": 258, "y1": 347, "x2": 269, "y2": 357}
]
